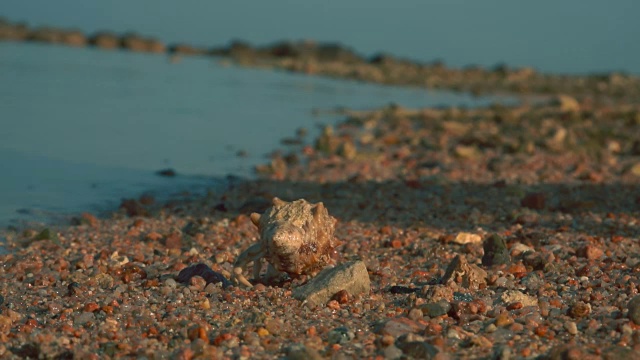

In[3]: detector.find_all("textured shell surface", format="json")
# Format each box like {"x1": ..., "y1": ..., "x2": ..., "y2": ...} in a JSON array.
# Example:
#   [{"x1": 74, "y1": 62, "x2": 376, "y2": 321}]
[{"x1": 258, "y1": 198, "x2": 336, "y2": 275}]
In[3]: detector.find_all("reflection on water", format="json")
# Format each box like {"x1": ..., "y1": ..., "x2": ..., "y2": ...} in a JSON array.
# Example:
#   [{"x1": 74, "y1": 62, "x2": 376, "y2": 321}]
[{"x1": 0, "y1": 42, "x2": 510, "y2": 227}]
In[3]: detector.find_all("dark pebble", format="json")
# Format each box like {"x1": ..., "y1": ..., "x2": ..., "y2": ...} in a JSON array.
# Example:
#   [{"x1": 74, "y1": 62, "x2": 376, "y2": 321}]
[
  {"x1": 521, "y1": 192, "x2": 546, "y2": 210},
  {"x1": 119, "y1": 199, "x2": 148, "y2": 217},
  {"x1": 156, "y1": 168, "x2": 177, "y2": 177},
  {"x1": 67, "y1": 282, "x2": 80, "y2": 296},
  {"x1": 10, "y1": 344, "x2": 40, "y2": 359},
  {"x1": 420, "y1": 300, "x2": 451, "y2": 317},
  {"x1": 177, "y1": 263, "x2": 231, "y2": 288},
  {"x1": 523, "y1": 252, "x2": 550, "y2": 271},
  {"x1": 213, "y1": 203, "x2": 228, "y2": 212},
  {"x1": 182, "y1": 221, "x2": 205, "y2": 236},
  {"x1": 482, "y1": 234, "x2": 511, "y2": 266},
  {"x1": 627, "y1": 295, "x2": 640, "y2": 325},
  {"x1": 389, "y1": 285, "x2": 418, "y2": 294},
  {"x1": 395, "y1": 335, "x2": 440, "y2": 359},
  {"x1": 34, "y1": 228, "x2": 52, "y2": 241}
]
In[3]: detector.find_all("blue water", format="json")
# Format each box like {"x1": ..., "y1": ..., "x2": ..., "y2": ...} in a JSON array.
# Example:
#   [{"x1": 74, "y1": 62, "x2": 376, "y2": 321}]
[
  {"x1": 0, "y1": 42, "x2": 505, "y2": 227},
  {"x1": 2, "y1": 0, "x2": 639, "y2": 74}
]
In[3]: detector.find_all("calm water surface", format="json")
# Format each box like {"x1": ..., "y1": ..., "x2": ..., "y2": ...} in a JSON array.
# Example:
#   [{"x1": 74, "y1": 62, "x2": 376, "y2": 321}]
[{"x1": 0, "y1": 42, "x2": 506, "y2": 227}]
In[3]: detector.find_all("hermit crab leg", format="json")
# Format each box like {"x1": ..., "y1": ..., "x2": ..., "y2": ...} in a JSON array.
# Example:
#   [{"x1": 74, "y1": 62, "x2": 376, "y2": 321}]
[
  {"x1": 233, "y1": 243, "x2": 265, "y2": 288},
  {"x1": 264, "y1": 263, "x2": 283, "y2": 283}
]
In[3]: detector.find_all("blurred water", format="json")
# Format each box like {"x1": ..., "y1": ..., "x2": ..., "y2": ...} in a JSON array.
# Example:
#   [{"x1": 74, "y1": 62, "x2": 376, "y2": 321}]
[
  {"x1": 2, "y1": 0, "x2": 639, "y2": 74},
  {"x1": 0, "y1": 42, "x2": 507, "y2": 227}
]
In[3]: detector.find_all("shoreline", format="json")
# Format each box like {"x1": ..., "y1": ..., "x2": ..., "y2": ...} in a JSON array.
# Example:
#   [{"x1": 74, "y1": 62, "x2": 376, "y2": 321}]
[{"x1": 2, "y1": 17, "x2": 640, "y2": 102}]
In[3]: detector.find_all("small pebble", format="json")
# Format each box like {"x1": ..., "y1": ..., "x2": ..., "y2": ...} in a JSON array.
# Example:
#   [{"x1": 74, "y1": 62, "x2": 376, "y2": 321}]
[
  {"x1": 420, "y1": 301, "x2": 451, "y2": 317},
  {"x1": 453, "y1": 232, "x2": 482, "y2": 245},
  {"x1": 482, "y1": 234, "x2": 511, "y2": 266},
  {"x1": 485, "y1": 323, "x2": 497, "y2": 333},
  {"x1": 408, "y1": 308, "x2": 423, "y2": 321},
  {"x1": 383, "y1": 345, "x2": 403, "y2": 359},
  {"x1": 327, "y1": 327, "x2": 353, "y2": 344},
  {"x1": 495, "y1": 312, "x2": 514, "y2": 327},
  {"x1": 564, "y1": 321, "x2": 578, "y2": 335},
  {"x1": 447, "y1": 328, "x2": 461, "y2": 339},
  {"x1": 627, "y1": 295, "x2": 640, "y2": 325}
]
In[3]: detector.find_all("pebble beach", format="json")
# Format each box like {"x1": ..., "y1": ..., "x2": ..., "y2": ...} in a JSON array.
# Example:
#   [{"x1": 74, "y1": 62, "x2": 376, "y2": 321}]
[{"x1": 2, "y1": 18, "x2": 640, "y2": 360}]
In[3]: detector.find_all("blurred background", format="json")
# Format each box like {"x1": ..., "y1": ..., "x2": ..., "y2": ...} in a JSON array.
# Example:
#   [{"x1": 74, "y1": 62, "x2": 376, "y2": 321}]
[
  {"x1": 1, "y1": 0, "x2": 639, "y2": 227},
  {"x1": 4, "y1": 0, "x2": 640, "y2": 73}
]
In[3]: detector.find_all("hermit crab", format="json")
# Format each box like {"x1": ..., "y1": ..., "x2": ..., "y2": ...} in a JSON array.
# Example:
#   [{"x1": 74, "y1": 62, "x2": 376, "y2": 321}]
[{"x1": 233, "y1": 197, "x2": 336, "y2": 288}]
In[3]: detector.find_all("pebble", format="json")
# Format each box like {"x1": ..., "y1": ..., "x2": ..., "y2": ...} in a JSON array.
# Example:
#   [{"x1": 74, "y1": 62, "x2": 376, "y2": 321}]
[
  {"x1": 568, "y1": 301, "x2": 592, "y2": 318},
  {"x1": 563, "y1": 321, "x2": 578, "y2": 335},
  {"x1": 73, "y1": 312, "x2": 95, "y2": 326},
  {"x1": 397, "y1": 341, "x2": 440, "y2": 359},
  {"x1": 452, "y1": 232, "x2": 482, "y2": 245},
  {"x1": 265, "y1": 318, "x2": 290, "y2": 336},
  {"x1": 293, "y1": 260, "x2": 370, "y2": 307},
  {"x1": 495, "y1": 312, "x2": 514, "y2": 327},
  {"x1": 500, "y1": 290, "x2": 538, "y2": 308},
  {"x1": 286, "y1": 344, "x2": 324, "y2": 360},
  {"x1": 521, "y1": 272, "x2": 544, "y2": 292},
  {"x1": 446, "y1": 328, "x2": 461, "y2": 339},
  {"x1": 408, "y1": 308, "x2": 423, "y2": 321},
  {"x1": 204, "y1": 283, "x2": 218, "y2": 294},
  {"x1": 510, "y1": 243, "x2": 535, "y2": 256},
  {"x1": 383, "y1": 345, "x2": 403, "y2": 359},
  {"x1": 377, "y1": 317, "x2": 424, "y2": 337},
  {"x1": 164, "y1": 278, "x2": 177, "y2": 288},
  {"x1": 482, "y1": 234, "x2": 511, "y2": 266},
  {"x1": 521, "y1": 192, "x2": 546, "y2": 210},
  {"x1": 577, "y1": 244, "x2": 604, "y2": 260},
  {"x1": 627, "y1": 295, "x2": 640, "y2": 325},
  {"x1": 380, "y1": 335, "x2": 395, "y2": 347},
  {"x1": 420, "y1": 301, "x2": 451, "y2": 318},
  {"x1": 327, "y1": 327, "x2": 354, "y2": 344},
  {"x1": 494, "y1": 346, "x2": 512, "y2": 360}
]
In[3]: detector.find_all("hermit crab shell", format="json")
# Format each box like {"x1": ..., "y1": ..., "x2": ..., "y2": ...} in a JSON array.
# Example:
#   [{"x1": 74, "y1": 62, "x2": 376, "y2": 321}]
[{"x1": 251, "y1": 197, "x2": 336, "y2": 276}]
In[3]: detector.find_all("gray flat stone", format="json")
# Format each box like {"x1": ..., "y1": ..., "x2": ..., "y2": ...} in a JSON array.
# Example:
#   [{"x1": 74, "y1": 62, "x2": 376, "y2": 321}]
[{"x1": 293, "y1": 260, "x2": 370, "y2": 307}]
